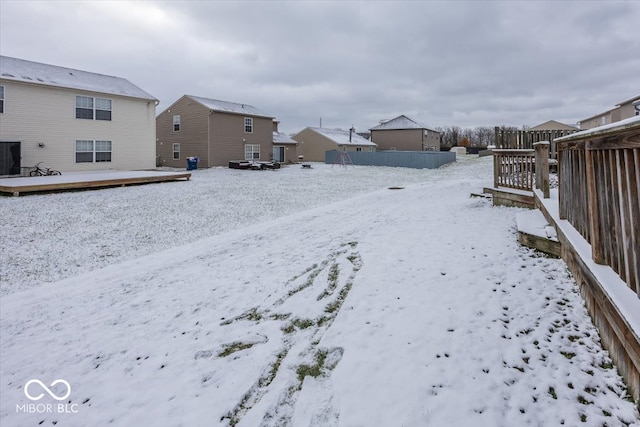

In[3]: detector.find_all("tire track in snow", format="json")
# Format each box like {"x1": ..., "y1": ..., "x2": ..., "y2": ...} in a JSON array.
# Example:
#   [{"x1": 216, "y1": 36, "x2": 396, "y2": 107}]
[{"x1": 219, "y1": 242, "x2": 361, "y2": 427}]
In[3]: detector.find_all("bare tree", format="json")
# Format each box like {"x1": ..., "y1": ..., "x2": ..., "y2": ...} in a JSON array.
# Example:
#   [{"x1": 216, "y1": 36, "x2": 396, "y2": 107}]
[{"x1": 473, "y1": 126, "x2": 494, "y2": 146}]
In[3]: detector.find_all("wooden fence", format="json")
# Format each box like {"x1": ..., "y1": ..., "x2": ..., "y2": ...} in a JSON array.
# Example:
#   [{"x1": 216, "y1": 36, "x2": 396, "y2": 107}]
[
  {"x1": 494, "y1": 127, "x2": 578, "y2": 158},
  {"x1": 493, "y1": 149, "x2": 535, "y2": 191},
  {"x1": 556, "y1": 118, "x2": 640, "y2": 297}
]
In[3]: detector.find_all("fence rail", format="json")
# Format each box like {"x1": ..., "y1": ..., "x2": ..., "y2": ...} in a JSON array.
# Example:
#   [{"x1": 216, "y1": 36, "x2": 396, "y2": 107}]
[
  {"x1": 494, "y1": 127, "x2": 578, "y2": 158},
  {"x1": 557, "y1": 118, "x2": 640, "y2": 296},
  {"x1": 492, "y1": 149, "x2": 535, "y2": 191}
]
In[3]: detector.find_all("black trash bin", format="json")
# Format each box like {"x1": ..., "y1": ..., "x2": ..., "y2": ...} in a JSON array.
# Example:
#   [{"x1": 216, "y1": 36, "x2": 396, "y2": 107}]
[{"x1": 187, "y1": 157, "x2": 199, "y2": 170}]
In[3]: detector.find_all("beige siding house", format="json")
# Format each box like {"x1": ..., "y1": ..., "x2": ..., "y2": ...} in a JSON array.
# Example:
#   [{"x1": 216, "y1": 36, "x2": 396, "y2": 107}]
[
  {"x1": 578, "y1": 95, "x2": 640, "y2": 130},
  {"x1": 156, "y1": 95, "x2": 294, "y2": 167},
  {"x1": 529, "y1": 120, "x2": 578, "y2": 131},
  {"x1": 0, "y1": 56, "x2": 157, "y2": 175},
  {"x1": 370, "y1": 115, "x2": 440, "y2": 151},
  {"x1": 291, "y1": 127, "x2": 376, "y2": 162},
  {"x1": 272, "y1": 121, "x2": 298, "y2": 164}
]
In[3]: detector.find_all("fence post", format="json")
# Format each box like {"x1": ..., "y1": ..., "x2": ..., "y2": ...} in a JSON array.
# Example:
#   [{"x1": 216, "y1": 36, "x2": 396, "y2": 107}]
[
  {"x1": 493, "y1": 151, "x2": 499, "y2": 188},
  {"x1": 534, "y1": 141, "x2": 550, "y2": 198},
  {"x1": 584, "y1": 140, "x2": 605, "y2": 265}
]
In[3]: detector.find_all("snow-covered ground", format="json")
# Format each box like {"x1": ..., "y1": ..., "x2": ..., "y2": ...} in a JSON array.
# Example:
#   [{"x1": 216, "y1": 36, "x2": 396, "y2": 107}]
[{"x1": 1, "y1": 156, "x2": 638, "y2": 426}]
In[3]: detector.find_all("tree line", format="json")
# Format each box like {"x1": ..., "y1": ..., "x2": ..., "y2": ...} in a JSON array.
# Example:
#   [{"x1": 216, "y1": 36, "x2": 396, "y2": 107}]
[{"x1": 435, "y1": 125, "x2": 520, "y2": 148}]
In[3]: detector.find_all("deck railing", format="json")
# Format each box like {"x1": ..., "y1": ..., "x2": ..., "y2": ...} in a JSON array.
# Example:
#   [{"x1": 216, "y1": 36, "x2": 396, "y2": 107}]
[
  {"x1": 556, "y1": 117, "x2": 640, "y2": 296},
  {"x1": 492, "y1": 149, "x2": 535, "y2": 192},
  {"x1": 492, "y1": 143, "x2": 551, "y2": 197}
]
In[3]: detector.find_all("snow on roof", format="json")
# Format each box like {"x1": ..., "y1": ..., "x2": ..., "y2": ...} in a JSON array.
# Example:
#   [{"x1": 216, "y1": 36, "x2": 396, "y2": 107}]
[
  {"x1": 370, "y1": 115, "x2": 437, "y2": 132},
  {"x1": 188, "y1": 95, "x2": 273, "y2": 119},
  {"x1": 273, "y1": 131, "x2": 297, "y2": 144},
  {"x1": 0, "y1": 56, "x2": 157, "y2": 101},
  {"x1": 556, "y1": 115, "x2": 640, "y2": 142},
  {"x1": 308, "y1": 127, "x2": 377, "y2": 146}
]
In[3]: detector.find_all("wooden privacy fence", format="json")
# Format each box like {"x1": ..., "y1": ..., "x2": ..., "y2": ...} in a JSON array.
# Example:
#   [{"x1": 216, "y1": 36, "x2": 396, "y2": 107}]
[
  {"x1": 556, "y1": 118, "x2": 640, "y2": 297},
  {"x1": 494, "y1": 127, "x2": 578, "y2": 158}
]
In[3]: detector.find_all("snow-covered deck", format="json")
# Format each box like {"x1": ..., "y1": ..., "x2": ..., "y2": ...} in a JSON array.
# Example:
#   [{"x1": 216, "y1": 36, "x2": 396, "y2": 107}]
[{"x1": 0, "y1": 170, "x2": 191, "y2": 196}]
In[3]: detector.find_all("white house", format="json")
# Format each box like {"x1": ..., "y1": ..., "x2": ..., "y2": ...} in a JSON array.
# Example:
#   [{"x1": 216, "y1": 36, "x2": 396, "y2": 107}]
[{"x1": 0, "y1": 56, "x2": 158, "y2": 175}]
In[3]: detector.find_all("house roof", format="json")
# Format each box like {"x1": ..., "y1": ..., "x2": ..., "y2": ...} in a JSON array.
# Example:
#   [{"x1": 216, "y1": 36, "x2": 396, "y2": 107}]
[
  {"x1": 273, "y1": 131, "x2": 297, "y2": 145},
  {"x1": 615, "y1": 94, "x2": 640, "y2": 107},
  {"x1": 305, "y1": 127, "x2": 377, "y2": 146},
  {"x1": 0, "y1": 56, "x2": 157, "y2": 101},
  {"x1": 556, "y1": 115, "x2": 640, "y2": 143},
  {"x1": 188, "y1": 95, "x2": 273, "y2": 119},
  {"x1": 579, "y1": 94, "x2": 640, "y2": 123},
  {"x1": 369, "y1": 115, "x2": 438, "y2": 132},
  {"x1": 529, "y1": 120, "x2": 578, "y2": 131}
]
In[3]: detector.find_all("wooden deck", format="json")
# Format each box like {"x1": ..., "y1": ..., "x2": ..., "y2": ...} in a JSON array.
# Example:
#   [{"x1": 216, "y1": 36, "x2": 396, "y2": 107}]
[
  {"x1": 0, "y1": 170, "x2": 191, "y2": 196},
  {"x1": 515, "y1": 208, "x2": 561, "y2": 257}
]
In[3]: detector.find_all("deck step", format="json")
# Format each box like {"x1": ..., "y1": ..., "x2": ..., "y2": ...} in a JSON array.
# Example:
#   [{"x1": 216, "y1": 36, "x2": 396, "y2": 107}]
[{"x1": 516, "y1": 209, "x2": 561, "y2": 257}]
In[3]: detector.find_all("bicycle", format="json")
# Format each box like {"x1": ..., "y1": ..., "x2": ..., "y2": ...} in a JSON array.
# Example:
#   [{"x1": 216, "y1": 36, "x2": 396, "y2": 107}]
[{"x1": 29, "y1": 162, "x2": 62, "y2": 176}]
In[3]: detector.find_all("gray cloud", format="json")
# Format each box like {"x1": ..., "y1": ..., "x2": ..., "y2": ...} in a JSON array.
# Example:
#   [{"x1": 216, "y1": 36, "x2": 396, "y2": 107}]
[{"x1": 1, "y1": 0, "x2": 638, "y2": 134}]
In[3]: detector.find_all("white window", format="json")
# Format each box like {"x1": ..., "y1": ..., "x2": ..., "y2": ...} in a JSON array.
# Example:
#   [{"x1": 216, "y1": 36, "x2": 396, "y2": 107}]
[
  {"x1": 95, "y1": 140, "x2": 112, "y2": 162},
  {"x1": 75, "y1": 96, "x2": 111, "y2": 120},
  {"x1": 75, "y1": 96, "x2": 93, "y2": 119},
  {"x1": 356, "y1": 147, "x2": 362, "y2": 152},
  {"x1": 95, "y1": 98, "x2": 112, "y2": 120},
  {"x1": 244, "y1": 144, "x2": 260, "y2": 160},
  {"x1": 173, "y1": 143, "x2": 180, "y2": 160},
  {"x1": 0, "y1": 85, "x2": 4, "y2": 113},
  {"x1": 173, "y1": 115, "x2": 180, "y2": 132},
  {"x1": 75, "y1": 140, "x2": 94, "y2": 163},
  {"x1": 244, "y1": 117, "x2": 253, "y2": 133},
  {"x1": 75, "y1": 140, "x2": 112, "y2": 163}
]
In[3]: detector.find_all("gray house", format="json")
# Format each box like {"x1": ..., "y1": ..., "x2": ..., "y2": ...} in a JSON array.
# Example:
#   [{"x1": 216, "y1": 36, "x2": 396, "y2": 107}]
[{"x1": 370, "y1": 115, "x2": 441, "y2": 151}]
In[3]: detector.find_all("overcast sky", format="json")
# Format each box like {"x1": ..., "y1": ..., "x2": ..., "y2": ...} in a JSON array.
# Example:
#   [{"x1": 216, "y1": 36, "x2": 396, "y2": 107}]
[{"x1": 1, "y1": 0, "x2": 639, "y2": 135}]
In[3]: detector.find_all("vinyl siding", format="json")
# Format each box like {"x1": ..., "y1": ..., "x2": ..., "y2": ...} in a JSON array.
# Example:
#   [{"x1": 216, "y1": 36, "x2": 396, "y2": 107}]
[
  {"x1": 292, "y1": 128, "x2": 372, "y2": 162},
  {"x1": 156, "y1": 97, "x2": 210, "y2": 168},
  {"x1": 209, "y1": 112, "x2": 273, "y2": 166},
  {"x1": 372, "y1": 129, "x2": 421, "y2": 150},
  {"x1": 156, "y1": 97, "x2": 276, "y2": 168},
  {"x1": 292, "y1": 128, "x2": 335, "y2": 162},
  {"x1": 0, "y1": 80, "x2": 155, "y2": 172},
  {"x1": 371, "y1": 128, "x2": 440, "y2": 151}
]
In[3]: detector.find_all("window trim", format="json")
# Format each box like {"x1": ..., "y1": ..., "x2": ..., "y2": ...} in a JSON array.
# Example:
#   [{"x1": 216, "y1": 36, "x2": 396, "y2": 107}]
[
  {"x1": 95, "y1": 98, "x2": 112, "y2": 121},
  {"x1": 75, "y1": 139, "x2": 112, "y2": 163},
  {"x1": 95, "y1": 140, "x2": 112, "y2": 162},
  {"x1": 0, "y1": 85, "x2": 4, "y2": 114},
  {"x1": 244, "y1": 117, "x2": 253, "y2": 133},
  {"x1": 173, "y1": 143, "x2": 180, "y2": 160},
  {"x1": 75, "y1": 95, "x2": 112, "y2": 121},
  {"x1": 244, "y1": 144, "x2": 260, "y2": 160},
  {"x1": 173, "y1": 115, "x2": 180, "y2": 132}
]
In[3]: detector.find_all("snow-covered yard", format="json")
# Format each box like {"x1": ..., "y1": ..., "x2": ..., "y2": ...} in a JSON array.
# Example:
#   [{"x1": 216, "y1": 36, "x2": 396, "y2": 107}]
[{"x1": 1, "y1": 157, "x2": 638, "y2": 426}]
